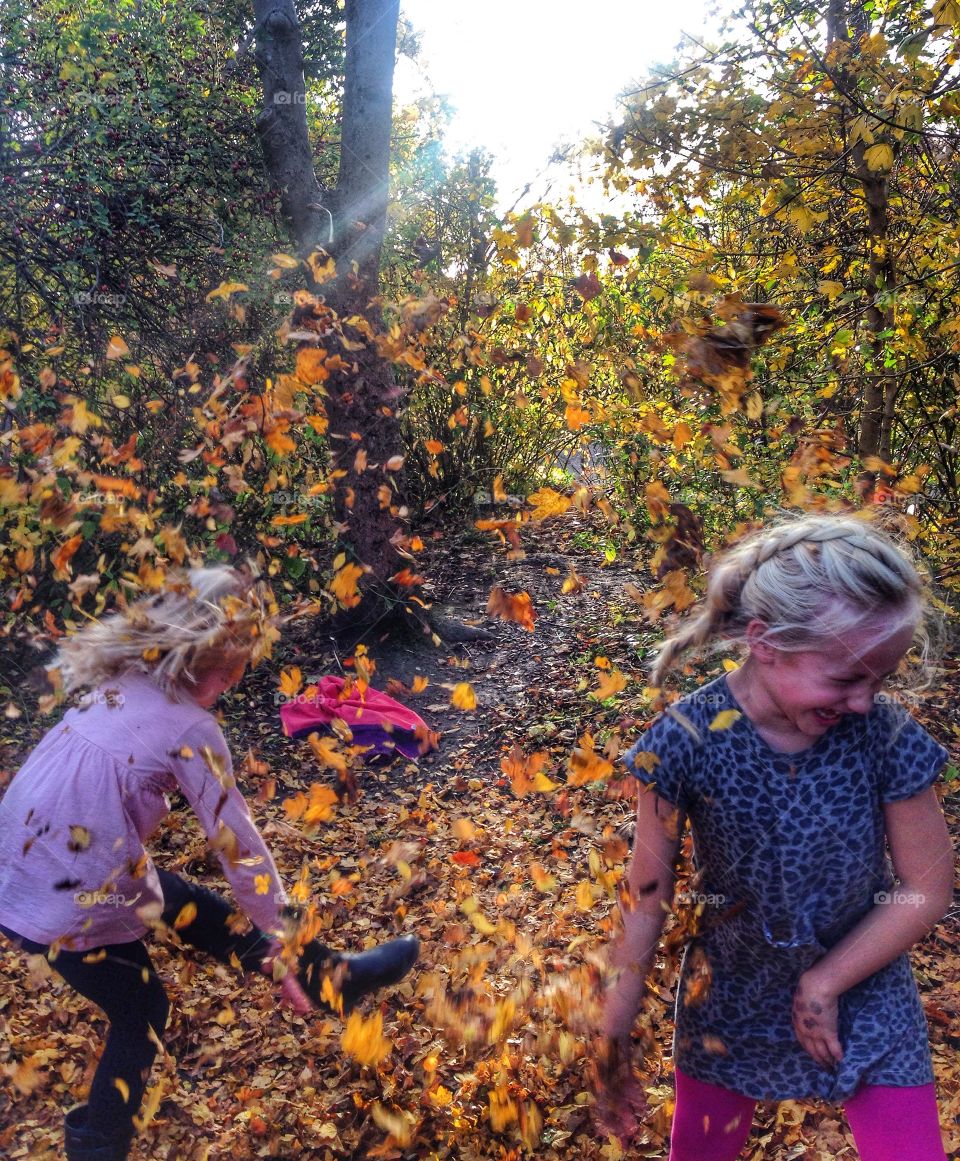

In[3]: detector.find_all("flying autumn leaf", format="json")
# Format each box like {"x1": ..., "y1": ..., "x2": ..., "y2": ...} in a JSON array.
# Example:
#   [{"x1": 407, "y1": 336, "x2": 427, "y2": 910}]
[
  {"x1": 329, "y1": 562, "x2": 364, "y2": 609},
  {"x1": 204, "y1": 281, "x2": 248, "y2": 302},
  {"x1": 572, "y1": 272, "x2": 603, "y2": 301},
  {"x1": 709, "y1": 709, "x2": 742, "y2": 732},
  {"x1": 105, "y1": 335, "x2": 130, "y2": 360},
  {"x1": 500, "y1": 746, "x2": 552, "y2": 797},
  {"x1": 567, "y1": 736, "x2": 615, "y2": 786},
  {"x1": 486, "y1": 586, "x2": 536, "y2": 631},
  {"x1": 451, "y1": 850, "x2": 482, "y2": 868},
  {"x1": 341, "y1": 1010, "x2": 392, "y2": 1068},
  {"x1": 592, "y1": 669, "x2": 628, "y2": 701},
  {"x1": 526, "y1": 487, "x2": 572, "y2": 521},
  {"x1": 450, "y1": 682, "x2": 477, "y2": 711},
  {"x1": 561, "y1": 566, "x2": 586, "y2": 595}
]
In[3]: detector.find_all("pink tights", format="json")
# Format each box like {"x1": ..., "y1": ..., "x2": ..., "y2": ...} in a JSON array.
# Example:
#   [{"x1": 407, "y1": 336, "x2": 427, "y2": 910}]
[{"x1": 669, "y1": 1068, "x2": 948, "y2": 1161}]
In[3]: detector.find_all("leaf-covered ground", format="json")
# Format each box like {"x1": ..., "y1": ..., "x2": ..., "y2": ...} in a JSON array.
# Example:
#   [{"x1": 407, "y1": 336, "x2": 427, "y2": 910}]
[{"x1": 1, "y1": 511, "x2": 959, "y2": 1159}]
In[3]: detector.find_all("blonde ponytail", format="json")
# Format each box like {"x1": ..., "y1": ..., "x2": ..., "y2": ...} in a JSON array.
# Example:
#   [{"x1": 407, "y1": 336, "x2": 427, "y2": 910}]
[
  {"x1": 650, "y1": 514, "x2": 924, "y2": 686},
  {"x1": 55, "y1": 568, "x2": 279, "y2": 701}
]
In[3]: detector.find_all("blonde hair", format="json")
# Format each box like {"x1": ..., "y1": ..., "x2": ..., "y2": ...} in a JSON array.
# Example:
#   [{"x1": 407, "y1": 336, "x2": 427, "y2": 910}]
[
  {"x1": 651, "y1": 514, "x2": 926, "y2": 686},
  {"x1": 55, "y1": 567, "x2": 280, "y2": 702}
]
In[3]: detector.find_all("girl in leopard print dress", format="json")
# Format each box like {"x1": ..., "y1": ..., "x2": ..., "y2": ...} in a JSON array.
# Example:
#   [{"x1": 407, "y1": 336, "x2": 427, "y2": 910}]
[{"x1": 596, "y1": 515, "x2": 953, "y2": 1160}]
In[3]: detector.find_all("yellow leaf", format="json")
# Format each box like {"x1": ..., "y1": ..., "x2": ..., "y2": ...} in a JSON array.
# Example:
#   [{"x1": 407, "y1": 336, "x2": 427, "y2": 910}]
[
  {"x1": 254, "y1": 874, "x2": 271, "y2": 896},
  {"x1": 818, "y1": 280, "x2": 845, "y2": 301},
  {"x1": 630, "y1": 750, "x2": 660, "y2": 774},
  {"x1": 452, "y1": 818, "x2": 476, "y2": 841},
  {"x1": 279, "y1": 667, "x2": 303, "y2": 698},
  {"x1": 722, "y1": 659, "x2": 740, "y2": 672},
  {"x1": 111, "y1": 394, "x2": 131, "y2": 409},
  {"x1": 113, "y1": 1077, "x2": 130, "y2": 1104},
  {"x1": 532, "y1": 771, "x2": 559, "y2": 793},
  {"x1": 592, "y1": 669, "x2": 628, "y2": 701},
  {"x1": 411, "y1": 675, "x2": 429, "y2": 693},
  {"x1": 576, "y1": 879, "x2": 596, "y2": 910},
  {"x1": 530, "y1": 862, "x2": 557, "y2": 892},
  {"x1": 105, "y1": 335, "x2": 130, "y2": 360},
  {"x1": 720, "y1": 468, "x2": 760, "y2": 489},
  {"x1": 450, "y1": 682, "x2": 477, "y2": 711},
  {"x1": 205, "y1": 281, "x2": 248, "y2": 302},
  {"x1": 341, "y1": 1010, "x2": 392, "y2": 1068},
  {"x1": 296, "y1": 347, "x2": 329, "y2": 385},
  {"x1": 527, "y1": 487, "x2": 572, "y2": 521},
  {"x1": 567, "y1": 736, "x2": 615, "y2": 785},
  {"x1": 864, "y1": 143, "x2": 894, "y2": 172},
  {"x1": 709, "y1": 709, "x2": 742, "y2": 732},
  {"x1": 470, "y1": 910, "x2": 497, "y2": 935},
  {"x1": 307, "y1": 733, "x2": 349, "y2": 774},
  {"x1": 424, "y1": 439, "x2": 444, "y2": 454},
  {"x1": 492, "y1": 474, "x2": 508, "y2": 502},
  {"x1": 561, "y1": 566, "x2": 586, "y2": 595},
  {"x1": 270, "y1": 252, "x2": 300, "y2": 269},
  {"x1": 329, "y1": 562, "x2": 364, "y2": 609},
  {"x1": 306, "y1": 250, "x2": 336, "y2": 284},
  {"x1": 371, "y1": 1102, "x2": 417, "y2": 1147},
  {"x1": 174, "y1": 902, "x2": 197, "y2": 930}
]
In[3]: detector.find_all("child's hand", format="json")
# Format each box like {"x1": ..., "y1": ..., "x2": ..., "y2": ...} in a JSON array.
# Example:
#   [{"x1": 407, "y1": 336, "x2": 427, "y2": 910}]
[
  {"x1": 590, "y1": 1035, "x2": 647, "y2": 1144},
  {"x1": 276, "y1": 969, "x2": 314, "y2": 1013},
  {"x1": 792, "y1": 973, "x2": 842, "y2": 1069},
  {"x1": 260, "y1": 943, "x2": 314, "y2": 1015}
]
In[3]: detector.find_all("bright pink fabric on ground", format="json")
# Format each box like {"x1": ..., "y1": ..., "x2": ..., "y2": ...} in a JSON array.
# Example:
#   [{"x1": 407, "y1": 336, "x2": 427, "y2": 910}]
[
  {"x1": 279, "y1": 676, "x2": 437, "y2": 758},
  {"x1": 670, "y1": 1068, "x2": 947, "y2": 1161}
]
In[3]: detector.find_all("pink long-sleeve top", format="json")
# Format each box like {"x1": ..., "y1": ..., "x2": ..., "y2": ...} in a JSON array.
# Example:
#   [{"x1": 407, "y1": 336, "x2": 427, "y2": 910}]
[{"x1": 0, "y1": 673, "x2": 288, "y2": 951}]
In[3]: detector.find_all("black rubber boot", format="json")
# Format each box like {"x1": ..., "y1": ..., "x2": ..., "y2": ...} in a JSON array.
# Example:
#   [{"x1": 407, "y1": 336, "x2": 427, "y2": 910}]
[
  {"x1": 296, "y1": 934, "x2": 419, "y2": 1014},
  {"x1": 64, "y1": 1104, "x2": 134, "y2": 1161}
]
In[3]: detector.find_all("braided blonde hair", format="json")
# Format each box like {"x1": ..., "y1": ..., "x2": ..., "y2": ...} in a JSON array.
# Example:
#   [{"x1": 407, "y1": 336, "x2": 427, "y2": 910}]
[
  {"x1": 55, "y1": 567, "x2": 280, "y2": 702},
  {"x1": 650, "y1": 515, "x2": 925, "y2": 686}
]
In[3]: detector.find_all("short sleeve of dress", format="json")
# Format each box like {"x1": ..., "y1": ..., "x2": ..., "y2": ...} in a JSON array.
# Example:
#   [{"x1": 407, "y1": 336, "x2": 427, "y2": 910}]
[
  {"x1": 623, "y1": 707, "x2": 699, "y2": 814},
  {"x1": 872, "y1": 697, "x2": 949, "y2": 804}
]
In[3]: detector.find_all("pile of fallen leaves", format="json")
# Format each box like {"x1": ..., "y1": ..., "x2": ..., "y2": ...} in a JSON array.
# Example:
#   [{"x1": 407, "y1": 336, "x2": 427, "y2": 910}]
[{"x1": 1, "y1": 511, "x2": 959, "y2": 1159}]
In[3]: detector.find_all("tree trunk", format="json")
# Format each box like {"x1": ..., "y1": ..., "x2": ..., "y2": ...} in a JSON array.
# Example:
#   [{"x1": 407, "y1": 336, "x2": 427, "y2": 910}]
[
  {"x1": 253, "y1": 0, "x2": 408, "y2": 618},
  {"x1": 827, "y1": 0, "x2": 898, "y2": 473},
  {"x1": 252, "y1": 0, "x2": 329, "y2": 255}
]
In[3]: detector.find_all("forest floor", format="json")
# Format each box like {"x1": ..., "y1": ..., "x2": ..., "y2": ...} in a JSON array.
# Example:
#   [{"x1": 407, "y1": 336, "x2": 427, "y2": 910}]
[{"x1": 1, "y1": 508, "x2": 959, "y2": 1160}]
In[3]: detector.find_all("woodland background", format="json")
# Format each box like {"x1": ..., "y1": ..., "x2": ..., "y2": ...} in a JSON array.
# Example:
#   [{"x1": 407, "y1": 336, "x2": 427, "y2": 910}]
[{"x1": 1, "y1": 0, "x2": 959, "y2": 1157}]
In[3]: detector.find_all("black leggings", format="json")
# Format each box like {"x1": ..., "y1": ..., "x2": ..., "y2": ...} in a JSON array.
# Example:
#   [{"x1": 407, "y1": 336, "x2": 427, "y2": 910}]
[{"x1": 0, "y1": 870, "x2": 276, "y2": 1135}]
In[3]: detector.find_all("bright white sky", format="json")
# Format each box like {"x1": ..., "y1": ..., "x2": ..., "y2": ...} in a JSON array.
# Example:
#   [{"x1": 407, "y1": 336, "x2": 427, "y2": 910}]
[{"x1": 396, "y1": 0, "x2": 709, "y2": 206}]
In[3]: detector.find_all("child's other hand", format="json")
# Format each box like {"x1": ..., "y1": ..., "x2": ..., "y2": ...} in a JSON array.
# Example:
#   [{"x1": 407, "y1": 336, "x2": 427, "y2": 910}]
[
  {"x1": 277, "y1": 970, "x2": 314, "y2": 1013},
  {"x1": 792, "y1": 973, "x2": 843, "y2": 1069},
  {"x1": 260, "y1": 943, "x2": 314, "y2": 1014},
  {"x1": 591, "y1": 1035, "x2": 647, "y2": 1144}
]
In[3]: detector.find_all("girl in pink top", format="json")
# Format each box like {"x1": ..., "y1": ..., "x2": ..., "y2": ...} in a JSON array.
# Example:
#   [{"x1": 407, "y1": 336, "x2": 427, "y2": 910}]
[{"x1": 0, "y1": 568, "x2": 418, "y2": 1161}]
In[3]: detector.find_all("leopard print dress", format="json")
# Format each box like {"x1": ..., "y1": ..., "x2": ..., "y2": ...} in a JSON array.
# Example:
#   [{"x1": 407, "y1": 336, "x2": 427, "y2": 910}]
[{"x1": 624, "y1": 673, "x2": 949, "y2": 1102}]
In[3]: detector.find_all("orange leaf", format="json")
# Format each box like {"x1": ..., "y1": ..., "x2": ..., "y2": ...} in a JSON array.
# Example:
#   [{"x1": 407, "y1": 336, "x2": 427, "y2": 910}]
[
  {"x1": 486, "y1": 586, "x2": 536, "y2": 631},
  {"x1": 452, "y1": 850, "x2": 482, "y2": 867},
  {"x1": 450, "y1": 682, "x2": 477, "y2": 711}
]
